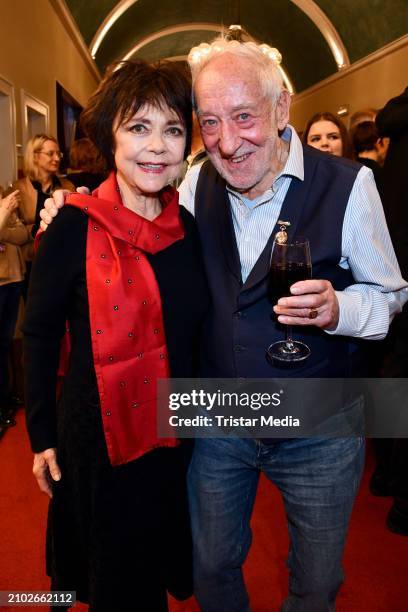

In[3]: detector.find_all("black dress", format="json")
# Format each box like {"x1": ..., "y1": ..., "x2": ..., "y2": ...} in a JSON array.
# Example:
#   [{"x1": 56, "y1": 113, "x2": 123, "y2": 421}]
[{"x1": 23, "y1": 204, "x2": 209, "y2": 611}]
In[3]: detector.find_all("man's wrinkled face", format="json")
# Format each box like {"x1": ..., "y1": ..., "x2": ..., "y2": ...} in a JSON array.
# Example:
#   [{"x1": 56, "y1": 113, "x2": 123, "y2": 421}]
[{"x1": 194, "y1": 54, "x2": 289, "y2": 199}]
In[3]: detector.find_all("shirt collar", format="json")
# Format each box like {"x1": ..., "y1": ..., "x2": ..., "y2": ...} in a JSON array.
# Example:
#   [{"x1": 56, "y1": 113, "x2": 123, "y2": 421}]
[{"x1": 280, "y1": 124, "x2": 304, "y2": 182}]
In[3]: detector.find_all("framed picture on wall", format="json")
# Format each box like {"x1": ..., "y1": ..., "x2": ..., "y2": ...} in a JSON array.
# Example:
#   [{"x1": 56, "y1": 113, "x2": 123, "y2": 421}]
[{"x1": 56, "y1": 82, "x2": 83, "y2": 172}]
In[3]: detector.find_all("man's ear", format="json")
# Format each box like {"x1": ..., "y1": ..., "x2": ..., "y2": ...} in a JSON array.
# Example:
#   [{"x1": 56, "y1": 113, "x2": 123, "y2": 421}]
[{"x1": 275, "y1": 90, "x2": 291, "y2": 131}]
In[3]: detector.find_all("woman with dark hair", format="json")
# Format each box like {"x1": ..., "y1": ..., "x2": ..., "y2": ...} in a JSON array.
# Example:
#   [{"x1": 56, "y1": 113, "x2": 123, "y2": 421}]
[
  {"x1": 23, "y1": 60, "x2": 208, "y2": 611},
  {"x1": 67, "y1": 137, "x2": 107, "y2": 192},
  {"x1": 302, "y1": 111, "x2": 352, "y2": 158}
]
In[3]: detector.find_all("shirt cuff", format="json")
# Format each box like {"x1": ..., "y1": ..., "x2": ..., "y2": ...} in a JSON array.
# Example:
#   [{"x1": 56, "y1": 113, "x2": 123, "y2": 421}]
[{"x1": 324, "y1": 290, "x2": 362, "y2": 337}]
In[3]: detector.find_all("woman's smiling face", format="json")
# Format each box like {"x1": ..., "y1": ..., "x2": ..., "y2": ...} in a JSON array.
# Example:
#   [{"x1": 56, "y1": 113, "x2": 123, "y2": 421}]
[{"x1": 114, "y1": 104, "x2": 186, "y2": 195}]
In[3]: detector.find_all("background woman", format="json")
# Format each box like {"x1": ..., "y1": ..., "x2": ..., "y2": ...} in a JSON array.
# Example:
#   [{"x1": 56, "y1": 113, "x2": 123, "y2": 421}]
[
  {"x1": 23, "y1": 60, "x2": 208, "y2": 611},
  {"x1": 11, "y1": 134, "x2": 74, "y2": 298},
  {"x1": 66, "y1": 137, "x2": 107, "y2": 192},
  {"x1": 0, "y1": 189, "x2": 29, "y2": 431},
  {"x1": 302, "y1": 111, "x2": 352, "y2": 158}
]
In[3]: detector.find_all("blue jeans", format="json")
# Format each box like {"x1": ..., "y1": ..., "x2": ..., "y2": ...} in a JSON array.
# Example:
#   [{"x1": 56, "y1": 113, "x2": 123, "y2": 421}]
[{"x1": 188, "y1": 436, "x2": 364, "y2": 612}]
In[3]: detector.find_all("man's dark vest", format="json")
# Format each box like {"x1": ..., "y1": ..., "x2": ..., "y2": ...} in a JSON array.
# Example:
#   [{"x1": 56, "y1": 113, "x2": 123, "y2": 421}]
[{"x1": 194, "y1": 145, "x2": 367, "y2": 378}]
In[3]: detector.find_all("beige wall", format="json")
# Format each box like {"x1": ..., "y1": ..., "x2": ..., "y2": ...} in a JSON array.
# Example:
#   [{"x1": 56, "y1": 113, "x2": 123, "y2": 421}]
[
  {"x1": 0, "y1": 0, "x2": 99, "y2": 162},
  {"x1": 290, "y1": 36, "x2": 408, "y2": 133}
]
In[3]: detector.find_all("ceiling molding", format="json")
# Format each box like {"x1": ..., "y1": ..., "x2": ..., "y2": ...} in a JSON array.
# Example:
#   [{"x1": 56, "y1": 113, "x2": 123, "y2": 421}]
[
  {"x1": 90, "y1": 0, "x2": 138, "y2": 58},
  {"x1": 122, "y1": 23, "x2": 223, "y2": 60},
  {"x1": 124, "y1": 25, "x2": 296, "y2": 94},
  {"x1": 288, "y1": 0, "x2": 349, "y2": 68},
  {"x1": 293, "y1": 34, "x2": 408, "y2": 102},
  {"x1": 87, "y1": 0, "x2": 349, "y2": 72},
  {"x1": 50, "y1": 0, "x2": 101, "y2": 81}
]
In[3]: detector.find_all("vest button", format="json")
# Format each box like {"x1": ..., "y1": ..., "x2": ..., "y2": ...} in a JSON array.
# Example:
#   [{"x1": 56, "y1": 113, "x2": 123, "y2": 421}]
[{"x1": 234, "y1": 345, "x2": 245, "y2": 353}]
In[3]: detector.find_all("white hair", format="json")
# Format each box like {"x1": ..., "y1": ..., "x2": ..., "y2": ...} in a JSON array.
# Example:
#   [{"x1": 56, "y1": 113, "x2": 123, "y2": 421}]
[{"x1": 188, "y1": 37, "x2": 285, "y2": 108}]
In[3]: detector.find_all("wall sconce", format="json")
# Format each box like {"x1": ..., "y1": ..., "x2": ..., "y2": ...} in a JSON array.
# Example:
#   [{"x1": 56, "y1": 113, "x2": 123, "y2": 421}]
[{"x1": 337, "y1": 105, "x2": 349, "y2": 117}]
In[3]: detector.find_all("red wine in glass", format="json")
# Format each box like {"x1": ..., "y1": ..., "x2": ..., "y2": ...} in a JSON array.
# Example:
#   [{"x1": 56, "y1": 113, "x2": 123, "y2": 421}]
[{"x1": 266, "y1": 237, "x2": 312, "y2": 363}]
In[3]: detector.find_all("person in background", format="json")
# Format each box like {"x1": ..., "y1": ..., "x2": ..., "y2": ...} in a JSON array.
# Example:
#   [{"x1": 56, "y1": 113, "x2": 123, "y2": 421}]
[
  {"x1": 349, "y1": 107, "x2": 377, "y2": 131},
  {"x1": 303, "y1": 111, "x2": 352, "y2": 158},
  {"x1": 67, "y1": 137, "x2": 107, "y2": 192},
  {"x1": 174, "y1": 114, "x2": 206, "y2": 187},
  {"x1": 370, "y1": 87, "x2": 408, "y2": 536},
  {"x1": 351, "y1": 120, "x2": 389, "y2": 184},
  {"x1": 0, "y1": 188, "x2": 30, "y2": 432},
  {"x1": 23, "y1": 59, "x2": 208, "y2": 611},
  {"x1": 9, "y1": 134, "x2": 74, "y2": 299}
]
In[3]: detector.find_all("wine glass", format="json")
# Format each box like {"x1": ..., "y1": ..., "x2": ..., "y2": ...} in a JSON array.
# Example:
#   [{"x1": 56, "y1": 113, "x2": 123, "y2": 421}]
[{"x1": 266, "y1": 236, "x2": 312, "y2": 363}]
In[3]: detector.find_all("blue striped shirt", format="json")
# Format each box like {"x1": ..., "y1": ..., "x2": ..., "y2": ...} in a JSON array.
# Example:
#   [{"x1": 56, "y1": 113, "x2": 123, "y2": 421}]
[{"x1": 178, "y1": 126, "x2": 408, "y2": 340}]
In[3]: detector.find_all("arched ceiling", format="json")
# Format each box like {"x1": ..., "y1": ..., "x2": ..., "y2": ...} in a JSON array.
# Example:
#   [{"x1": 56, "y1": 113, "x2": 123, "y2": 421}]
[{"x1": 65, "y1": 0, "x2": 408, "y2": 93}]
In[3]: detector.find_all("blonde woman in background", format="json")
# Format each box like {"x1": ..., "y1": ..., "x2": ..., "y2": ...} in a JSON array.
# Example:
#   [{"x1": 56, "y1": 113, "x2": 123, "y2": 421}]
[
  {"x1": 0, "y1": 188, "x2": 29, "y2": 431},
  {"x1": 10, "y1": 134, "x2": 73, "y2": 298}
]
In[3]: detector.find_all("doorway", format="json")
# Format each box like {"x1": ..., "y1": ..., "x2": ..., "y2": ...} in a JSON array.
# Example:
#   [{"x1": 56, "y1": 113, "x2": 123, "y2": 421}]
[
  {"x1": 0, "y1": 76, "x2": 16, "y2": 192},
  {"x1": 20, "y1": 90, "x2": 49, "y2": 151}
]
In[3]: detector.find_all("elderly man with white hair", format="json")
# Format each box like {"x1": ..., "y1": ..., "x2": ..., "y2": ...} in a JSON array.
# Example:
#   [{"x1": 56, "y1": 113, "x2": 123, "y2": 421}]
[{"x1": 178, "y1": 38, "x2": 406, "y2": 612}]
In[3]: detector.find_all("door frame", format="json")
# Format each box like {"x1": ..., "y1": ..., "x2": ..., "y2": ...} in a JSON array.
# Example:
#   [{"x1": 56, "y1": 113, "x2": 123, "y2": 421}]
[{"x1": 0, "y1": 74, "x2": 17, "y2": 187}]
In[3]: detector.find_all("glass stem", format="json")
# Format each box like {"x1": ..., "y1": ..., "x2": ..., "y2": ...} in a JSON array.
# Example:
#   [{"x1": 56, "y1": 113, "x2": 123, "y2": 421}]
[{"x1": 285, "y1": 325, "x2": 296, "y2": 352}]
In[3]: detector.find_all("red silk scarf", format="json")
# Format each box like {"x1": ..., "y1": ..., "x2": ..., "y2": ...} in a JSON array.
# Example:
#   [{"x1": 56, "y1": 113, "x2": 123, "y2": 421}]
[{"x1": 65, "y1": 172, "x2": 184, "y2": 465}]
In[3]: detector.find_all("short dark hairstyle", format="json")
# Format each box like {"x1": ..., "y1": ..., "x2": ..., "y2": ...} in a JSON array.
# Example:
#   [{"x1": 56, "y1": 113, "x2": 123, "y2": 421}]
[
  {"x1": 351, "y1": 121, "x2": 379, "y2": 155},
  {"x1": 80, "y1": 60, "x2": 192, "y2": 170},
  {"x1": 302, "y1": 112, "x2": 352, "y2": 159}
]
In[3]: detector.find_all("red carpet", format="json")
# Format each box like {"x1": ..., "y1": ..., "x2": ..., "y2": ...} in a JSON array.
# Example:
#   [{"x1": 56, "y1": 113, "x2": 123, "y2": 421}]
[{"x1": 1, "y1": 410, "x2": 407, "y2": 611}]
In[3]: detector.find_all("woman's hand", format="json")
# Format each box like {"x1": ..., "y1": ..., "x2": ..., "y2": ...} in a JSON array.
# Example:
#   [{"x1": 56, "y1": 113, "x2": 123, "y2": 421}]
[
  {"x1": 32, "y1": 448, "x2": 61, "y2": 498},
  {"x1": 0, "y1": 191, "x2": 21, "y2": 234},
  {"x1": 0, "y1": 190, "x2": 20, "y2": 212},
  {"x1": 39, "y1": 187, "x2": 90, "y2": 231}
]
